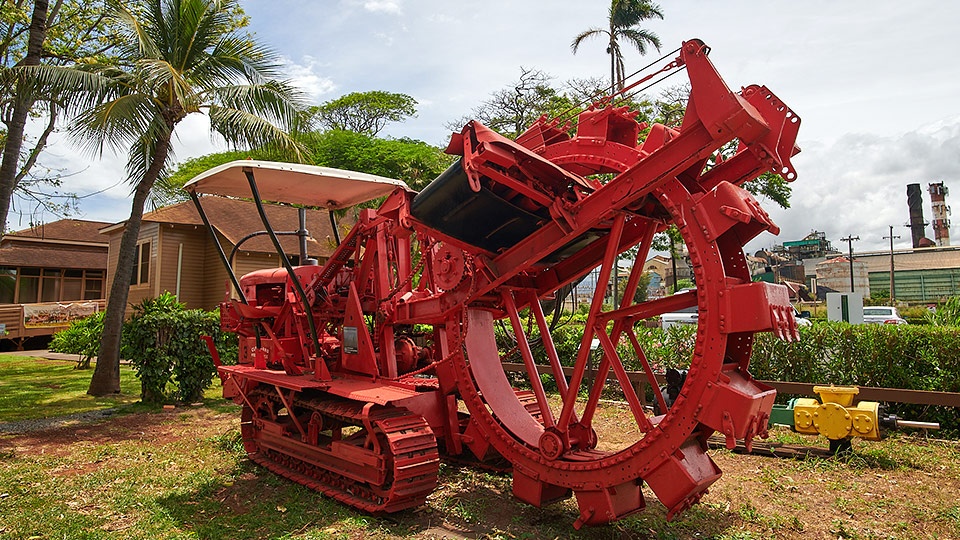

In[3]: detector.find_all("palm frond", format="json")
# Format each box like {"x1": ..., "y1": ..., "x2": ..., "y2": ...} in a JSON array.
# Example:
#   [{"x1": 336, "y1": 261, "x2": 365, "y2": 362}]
[
  {"x1": 208, "y1": 104, "x2": 305, "y2": 162},
  {"x1": 69, "y1": 94, "x2": 163, "y2": 157},
  {"x1": 205, "y1": 80, "x2": 305, "y2": 129},
  {"x1": 64, "y1": 0, "x2": 304, "y2": 189},
  {"x1": 611, "y1": 0, "x2": 664, "y2": 27},
  {"x1": 571, "y1": 28, "x2": 609, "y2": 53},
  {"x1": 107, "y1": 0, "x2": 162, "y2": 60},
  {"x1": 197, "y1": 35, "x2": 283, "y2": 86},
  {"x1": 619, "y1": 28, "x2": 661, "y2": 55},
  {"x1": 124, "y1": 120, "x2": 176, "y2": 186}
]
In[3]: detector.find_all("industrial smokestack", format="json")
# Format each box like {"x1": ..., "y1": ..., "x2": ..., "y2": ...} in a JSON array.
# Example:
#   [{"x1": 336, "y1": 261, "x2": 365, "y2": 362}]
[
  {"x1": 929, "y1": 182, "x2": 950, "y2": 247},
  {"x1": 907, "y1": 183, "x2": 928, "y2": 248}
]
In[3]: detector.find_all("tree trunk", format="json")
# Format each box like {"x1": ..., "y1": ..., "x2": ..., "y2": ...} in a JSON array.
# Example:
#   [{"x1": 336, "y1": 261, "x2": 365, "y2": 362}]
[
  {"x1": 610, "y1": 38, "x2": 616, "y2": 92},
  {"x1": 88, "y1": 136, "x2": 173, "y2": 396},
  {"x1": 0, "y1": 0, "x2": 49, "y2": 232}
]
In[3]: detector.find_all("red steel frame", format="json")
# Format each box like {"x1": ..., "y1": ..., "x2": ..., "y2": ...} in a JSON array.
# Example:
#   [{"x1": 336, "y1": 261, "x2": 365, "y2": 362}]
[{"x1": 203, "y1": 39, "x2": 802, "y2": 528}]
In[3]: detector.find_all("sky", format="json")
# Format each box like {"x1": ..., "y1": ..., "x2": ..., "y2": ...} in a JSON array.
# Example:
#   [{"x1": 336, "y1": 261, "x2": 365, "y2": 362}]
[{"x1": 22, "y1": 0, "x2": 960, "y2": 256}]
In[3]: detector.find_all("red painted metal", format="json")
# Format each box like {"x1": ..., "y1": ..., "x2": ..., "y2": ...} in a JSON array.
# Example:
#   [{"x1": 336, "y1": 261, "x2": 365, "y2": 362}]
[{"x1": 199, "y1": 38, "x2": 801, "y2": 528}]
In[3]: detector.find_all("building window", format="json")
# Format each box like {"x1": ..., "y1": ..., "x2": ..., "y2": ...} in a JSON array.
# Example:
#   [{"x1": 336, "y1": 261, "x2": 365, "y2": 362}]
[
  {"x1": 0, "y1": 267, "x2": 15, "y2": 304},
  {"x1": 83, "y1": 270, "x2": 104, "y2": 300},
  {"x1": 41, "y1": 269, "x2": 61, "y2": 303},
  {"x1": 0, "y1": 267, "x2": 106, "y2": 304},
  {"x1": 18, "y1": 268, "x2": 40, "y2": 303},
  {"x1": 130, "y1": 242, "x2": 151, "y2": 286},
  {"x1": 62, "y1": 269, "x2": 83, "y2": 300}
]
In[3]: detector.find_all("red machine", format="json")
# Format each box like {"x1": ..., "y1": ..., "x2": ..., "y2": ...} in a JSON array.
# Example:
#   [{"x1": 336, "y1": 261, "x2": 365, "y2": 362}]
[{"x1": 186, "y1": 39, "x2": 801, "y2": 528}]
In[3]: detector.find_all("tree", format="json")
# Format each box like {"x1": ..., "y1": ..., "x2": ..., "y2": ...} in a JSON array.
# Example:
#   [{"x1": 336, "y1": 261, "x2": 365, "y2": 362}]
[
  {"x1": 449, "y1": 68, "x2": 574, "y2": 140},
  {"x1": 312, "y1": 91, "x2": 416, "y2": 136},
  {"x1": 0, "y1": 1, "x2": 122, "y2": 232},
  {"x1": 571, "y1": 0, "x2": 664, "y2": 91},
  {"x1": 50, "y1": 0, "x2": 303, "y2": 395},
  {"x1": 305, "y1": 130, "x2": 450, "y2": 191},
  {"x1": 167, "y1": 129, "x2": 451, "y2": 194}
]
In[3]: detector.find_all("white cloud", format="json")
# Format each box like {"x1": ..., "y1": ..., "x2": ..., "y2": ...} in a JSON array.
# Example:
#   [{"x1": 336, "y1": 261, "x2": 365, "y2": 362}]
[
  {"x1": 363, "y1": 0, "x2": 402, "y2": 14},
  {"x1": 753, "y1": 115, "x2": 960, "y2": 254},
  {"x1": 279, "y1": 55, "x2": 336, "y2": 103}
]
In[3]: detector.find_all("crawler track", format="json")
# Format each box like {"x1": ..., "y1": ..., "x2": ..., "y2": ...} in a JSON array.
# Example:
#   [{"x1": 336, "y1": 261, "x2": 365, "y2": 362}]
[{"x1": 242, "y1": 388, "x2": 439, "y2": 513}]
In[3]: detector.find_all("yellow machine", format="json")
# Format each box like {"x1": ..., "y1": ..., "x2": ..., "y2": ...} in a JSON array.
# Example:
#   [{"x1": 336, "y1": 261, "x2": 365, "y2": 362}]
[
  {"x1": 792, "y1": 386, "x2": 881, "y2": 441},
  {"x1": 769, "y1": 385, "x2": 939, "y2": 453}
]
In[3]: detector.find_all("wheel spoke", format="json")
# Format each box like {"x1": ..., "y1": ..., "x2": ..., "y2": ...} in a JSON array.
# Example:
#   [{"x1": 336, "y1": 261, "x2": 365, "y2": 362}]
[
  {"x1": 595, "y1": 329, "x2": 652, "y2": 432},
  {"x1": 557, "y1": 214, "x2": 626, "y2": 431},
  {"x1": 627, "y1": 328, "x2": 669, "y2": 415},
  {"x1": 503, "y1": 290, "x2": 555, "y2": 428},
  {"x1": 526, "y1": 290, "x2": 571, "y2": 399}
]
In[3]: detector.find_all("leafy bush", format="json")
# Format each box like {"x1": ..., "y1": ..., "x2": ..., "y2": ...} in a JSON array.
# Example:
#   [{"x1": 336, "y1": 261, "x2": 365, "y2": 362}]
[
  {"x1": 749, "y1": 322, "x2": 960, "y2": 436},
  {"x1": 50, "y1": 311, "x2": 108, "y2": 369},
  {"x1": 123, "y1": 293, "x2": 222, "y2": 404},
  {"x1": 521, "y1": 318, "x2": 959, "y2": 436},
  {"x1": 924, "y1": 296, "x2": 960, "y2": 326},
  {"x1": 52, "y1": 292, "x2": 231, "y2": 404}
]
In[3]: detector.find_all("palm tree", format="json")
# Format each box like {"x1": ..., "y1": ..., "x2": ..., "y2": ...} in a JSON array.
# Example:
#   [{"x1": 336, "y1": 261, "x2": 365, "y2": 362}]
[
  {"x1": 571, "y1": 0, "x2": 664, "y2": 91},
  {"x1": 47, "y1": 0, "x2": 304, "y2": 395}
]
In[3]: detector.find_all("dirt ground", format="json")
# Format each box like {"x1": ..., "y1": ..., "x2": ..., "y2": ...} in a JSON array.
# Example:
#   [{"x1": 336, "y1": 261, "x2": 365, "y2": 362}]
[{"x1": 2, "y1": 405, "x2": 959, "y2": 539}]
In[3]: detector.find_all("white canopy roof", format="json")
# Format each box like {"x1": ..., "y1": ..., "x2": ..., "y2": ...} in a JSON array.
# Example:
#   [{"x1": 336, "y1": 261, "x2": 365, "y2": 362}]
[{"x1": 182, "y1": 160, "x2": 411, "y2": 209}]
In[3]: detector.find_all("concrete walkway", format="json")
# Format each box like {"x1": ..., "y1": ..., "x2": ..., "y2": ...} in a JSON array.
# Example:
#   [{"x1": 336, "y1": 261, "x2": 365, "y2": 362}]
[
  {"x1": 3, "y1": 349, "x2": 87, "y2": 362},
  {"x1": 1, "y1": 349, "x2": 131, "y2": 364}
]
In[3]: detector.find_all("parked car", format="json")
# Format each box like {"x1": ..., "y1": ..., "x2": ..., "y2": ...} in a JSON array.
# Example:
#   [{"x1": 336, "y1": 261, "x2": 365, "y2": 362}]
[
  {"x1": 862, "y1": 306, "x2": 907, "y2": 325},
  {"x1": 660, "y1": 304, "x2": 698, "y2": 330}
]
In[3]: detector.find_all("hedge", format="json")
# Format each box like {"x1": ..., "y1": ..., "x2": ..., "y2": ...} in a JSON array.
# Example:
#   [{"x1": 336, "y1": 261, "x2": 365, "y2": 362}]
[{"x1": 500, "y1": 317, "x2": 960, "y2": 436}]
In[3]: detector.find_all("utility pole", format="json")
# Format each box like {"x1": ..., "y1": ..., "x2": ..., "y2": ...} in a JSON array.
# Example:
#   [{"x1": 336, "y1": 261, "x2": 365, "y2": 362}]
[
  {"x1": 883, "y1": 226, "x2": 900, "y2": 301},
  {"x1": 840, "y1": 235, "x2": 860, "y2": 292},
  {"x1": 669, "y1": 234, "x2": 679, "y2": 293}
]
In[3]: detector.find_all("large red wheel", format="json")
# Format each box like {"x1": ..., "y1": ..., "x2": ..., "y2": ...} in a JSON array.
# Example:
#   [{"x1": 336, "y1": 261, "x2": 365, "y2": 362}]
[{"x1": 451, "y1": 175, "x2": 796, "y2": 527}]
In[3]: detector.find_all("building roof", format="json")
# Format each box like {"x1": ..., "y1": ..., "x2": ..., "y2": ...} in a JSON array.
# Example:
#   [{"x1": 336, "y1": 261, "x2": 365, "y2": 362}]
[
  {"x1": 0, "y1": 244, "x2": 106, "y2": 270},
  {"x1": 102, "y1": 197, "x2": 344, "y2": 258},
  {"x1": 2, "y1": 219, "x2": 110, "y2": 245},
  {"x1": 0, "y1": 219, "x2": 109, "y2": 270}
]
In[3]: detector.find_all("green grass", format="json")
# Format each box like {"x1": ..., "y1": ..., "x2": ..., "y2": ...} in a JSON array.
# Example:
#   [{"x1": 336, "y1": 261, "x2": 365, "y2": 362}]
[{"x1": 0, "y1": 354, "x2": 141, "y2": 422}]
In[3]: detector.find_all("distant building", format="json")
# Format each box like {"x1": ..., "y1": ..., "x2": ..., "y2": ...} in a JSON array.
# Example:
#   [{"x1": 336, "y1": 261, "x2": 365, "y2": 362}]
[
  {"x1": 815, "y1": 256, "x2": 870, "y2": 299},
  {"x1": 643, "y1": 253, "x2": 691, "y2": 293},
  {"x1": 772, "y1": 231, "x2": 840, "y2": 261},
  {"x1": 858, "y1": 245, "x2": 960, "y2": 302}
]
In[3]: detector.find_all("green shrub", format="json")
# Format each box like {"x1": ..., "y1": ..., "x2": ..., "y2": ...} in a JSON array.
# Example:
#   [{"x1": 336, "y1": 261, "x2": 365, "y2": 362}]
[
  {"x1": 124, "y1": 293, "x2": 222, "y2": 404},
  {"x1": 52, "y1": 292, "x2": 230, "y2": 404},
  {"x1": 750, "y1": 321, "x2": 960, "y2": 436},
  {"x1": 924, "y1": 296, "x2": 960, "y2": 326},
  {"x1": 50, "y1": 311, "x2": 108, "y2": 369}
]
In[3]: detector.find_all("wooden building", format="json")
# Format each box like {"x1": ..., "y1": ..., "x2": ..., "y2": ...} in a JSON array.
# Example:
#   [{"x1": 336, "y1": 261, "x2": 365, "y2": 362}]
[
  {"x1": 0, "y1": 219, "x2": 110, "y2": 346},
  {"x1": 101, "y1": 197, "x2": 342, "y2": 312}
]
